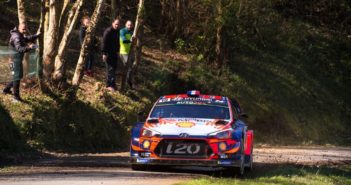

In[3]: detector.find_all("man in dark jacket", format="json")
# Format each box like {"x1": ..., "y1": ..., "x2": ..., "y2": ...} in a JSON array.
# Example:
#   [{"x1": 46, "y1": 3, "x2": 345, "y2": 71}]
[
  {"x1": 101, "y1": 19, "x2": 120, "y2": 91},
  {"x1": 2, "y1": 23, "x2": 39, "y2": 102}
]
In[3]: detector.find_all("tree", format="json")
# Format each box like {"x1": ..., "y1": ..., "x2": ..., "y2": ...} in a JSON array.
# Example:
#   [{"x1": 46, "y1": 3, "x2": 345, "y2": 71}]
[
  {"x1": 111, "y1": 0, "x2": 121, "y2": 20},
  {"x1": 53, "y1": 0, "x2": 83, "y2": 82},
  {"x1": 72, "y1": 0, "x2": 105, "y2": 87},
  {"x1": 43, "y1": 0, "x2": 61, "y2": 79},
  {"x1": 134, "y1": 22, "x2": 144, "y2": 72},
  {"x1": 16, "y1": 0, "x2": 30, "y2": 78},
  {"x1": 215, "y1": 0, "x2": 225, "y2": 68},
  {"x1": 36, "y1": 0, "x2": 47, "y2": 91},
  {"x1": 16, "y1": 0, "x2": 26, "y2": 24}
]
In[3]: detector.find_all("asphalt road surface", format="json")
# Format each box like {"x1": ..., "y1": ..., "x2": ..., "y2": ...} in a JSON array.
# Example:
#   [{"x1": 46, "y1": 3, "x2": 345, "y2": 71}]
[{"x1": 1, "y1": 147, "x2": 350, "y2": 185}]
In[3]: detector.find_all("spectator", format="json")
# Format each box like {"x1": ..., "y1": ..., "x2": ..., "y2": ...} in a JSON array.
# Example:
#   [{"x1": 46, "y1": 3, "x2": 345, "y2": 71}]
[
  {"x1": 79, "y1": 16, "x2": 95, "y2": 77},
  {"x1": 2, "y1": 23, "x2": 39, "y2": 102},
  {"x1": 119, "y1": 20, "x2": 135, "y2": 88},
  {"x1": 101, "y1": 19, "x2": 120, "y2": 91}
]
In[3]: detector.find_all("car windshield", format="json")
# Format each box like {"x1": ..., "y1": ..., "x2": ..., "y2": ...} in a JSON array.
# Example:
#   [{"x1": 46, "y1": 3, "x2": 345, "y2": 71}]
[{"x1": 150, "y1": 104, "x2": 230, "y2": 120}]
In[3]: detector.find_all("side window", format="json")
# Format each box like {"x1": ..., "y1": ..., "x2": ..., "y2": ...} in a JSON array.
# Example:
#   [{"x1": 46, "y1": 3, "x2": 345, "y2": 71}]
[{"x1": 230, "y1": 98, "x2": 242, "y2": 119}]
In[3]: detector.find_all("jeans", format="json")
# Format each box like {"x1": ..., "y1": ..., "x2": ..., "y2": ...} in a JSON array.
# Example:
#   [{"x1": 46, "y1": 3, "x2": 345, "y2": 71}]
[
  {"x1": 105, "y1": 54, "x2": 118, "y2": 88},
  {"x1": 120, "y1": 54, "x2": 135, "y2": 84},
  {"x1": 85, "y1": 53, "x2": 94, "y2": 71}
]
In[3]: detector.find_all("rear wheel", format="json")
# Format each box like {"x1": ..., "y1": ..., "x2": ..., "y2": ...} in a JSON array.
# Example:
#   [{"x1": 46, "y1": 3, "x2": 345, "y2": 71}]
[
  {"x1": 131, "y1": 164, "x2": 147, "y2": 171},
  {"x1": 245, "y1": 153, "x2": 253, "y2": 171},
  {"x1": 245, "y1": 132, "x2": 254, "y2": 171}
]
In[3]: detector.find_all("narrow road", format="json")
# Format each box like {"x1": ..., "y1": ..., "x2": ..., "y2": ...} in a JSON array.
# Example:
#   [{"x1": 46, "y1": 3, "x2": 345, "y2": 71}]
[{"x1": 1, "y1": 147, "x2": 350, "y2": 185}]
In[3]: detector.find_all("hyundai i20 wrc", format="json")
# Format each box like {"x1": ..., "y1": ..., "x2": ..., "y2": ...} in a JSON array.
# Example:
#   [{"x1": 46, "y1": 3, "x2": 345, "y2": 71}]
[{"x1": 130, "y1": 90, "x2": 254, "y2": 175}]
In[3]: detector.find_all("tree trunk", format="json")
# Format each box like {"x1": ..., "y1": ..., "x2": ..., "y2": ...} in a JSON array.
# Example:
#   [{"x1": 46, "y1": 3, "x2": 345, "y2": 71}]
[
  {"x1": 53, "y1": 0, "x2": 83, "y2": 81},
  {"x1": 120, "y1": 0, "x2": 145, "y2": 91},
  {"x1": 72, "y1": 0, "x2": 105, "y2": 87},
  {"x1": 16, "y1": 0, "x2": 26, "y2": 24},
  {"x1": 159, "y1": 0, "x2": 166, "y2": 33},
  {"x1": 37, "y1": 0, "x2": 47, "y2": 91},
  {"x1": 111, "y1": 0, "x2": 120, "y2": 20},
  {"x1": 215, "y1": 1, "x2": 225, "y2": 68},
  {"x1": 215, "y1": 25, "x2": 224, "y2": 68},
  {"x1": 58, "y1": 0, "x2": 71, "y2": 39},
  {"x1": 16, "y1": 0, "x2": 30, "y2": 78},
  {"x1": 173, "y1": 0, "x2": 183, "y2": 38},
  {"x1": 134, "y1": 22, "x2": 144, "y2": 76},
  {"x1": 43, "y1": 0, "x2": 60, "y2": 80}
]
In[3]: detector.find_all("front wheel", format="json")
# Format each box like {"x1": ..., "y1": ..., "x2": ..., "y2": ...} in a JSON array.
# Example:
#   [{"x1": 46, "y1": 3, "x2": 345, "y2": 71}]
[
  {"x1": 131, "y1": 164, "x2": 147, "y2": 171},
  {"x1": 233, "y1": 141, "x2": 245, "y2": 176},
  {"x1": 238, "y1": 149, "x2": 245, "y2": 175}
]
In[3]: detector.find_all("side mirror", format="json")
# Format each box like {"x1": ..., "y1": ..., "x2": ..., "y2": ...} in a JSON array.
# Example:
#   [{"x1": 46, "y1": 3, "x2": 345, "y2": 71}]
[
  {"x1": 137, "y1": 112, "x2": 147, "y2": 122},
  {"x1": 240, "y1": 113, "x2": 248, "y2": 118}
]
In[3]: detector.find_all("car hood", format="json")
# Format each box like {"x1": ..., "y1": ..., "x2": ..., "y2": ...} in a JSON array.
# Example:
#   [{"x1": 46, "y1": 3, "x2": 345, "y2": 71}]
[{"x1": 144, "y1": 118, "x2": 231, "y2": 136}]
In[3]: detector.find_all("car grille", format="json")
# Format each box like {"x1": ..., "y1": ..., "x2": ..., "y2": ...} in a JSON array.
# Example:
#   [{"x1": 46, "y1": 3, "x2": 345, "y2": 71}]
[{"x1": 154, "y1": 139, "x2": 212, "y2": 159}]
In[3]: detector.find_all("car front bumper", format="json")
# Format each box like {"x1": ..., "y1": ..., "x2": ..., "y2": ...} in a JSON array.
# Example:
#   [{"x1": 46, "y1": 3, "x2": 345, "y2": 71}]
[{"x1": 130, "y1": 156, "x2": 242, "y2": 167}]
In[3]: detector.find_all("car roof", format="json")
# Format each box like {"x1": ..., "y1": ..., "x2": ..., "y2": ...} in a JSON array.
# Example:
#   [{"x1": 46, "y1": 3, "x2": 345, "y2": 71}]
[
  {"x1": 156, "y1": 94, "x2": 229, "y2": 107},
  {"x1": 161, "y1": 94, "x2": 226, "y2": 100}
]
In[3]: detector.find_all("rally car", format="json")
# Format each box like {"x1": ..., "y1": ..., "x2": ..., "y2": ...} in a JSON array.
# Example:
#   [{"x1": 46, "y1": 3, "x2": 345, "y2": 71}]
[{"x1": 130, "y1": 90, "x2": 254, "y2": 175}]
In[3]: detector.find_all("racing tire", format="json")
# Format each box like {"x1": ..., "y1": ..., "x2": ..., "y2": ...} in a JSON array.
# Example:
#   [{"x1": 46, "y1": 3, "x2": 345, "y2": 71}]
[
  {"x1": 131, "y1": 164, "x2": 147, "y2": 171},
  {"x1": 232, "y1": 140, "x2": 245, "y2": 176},
  {"x1": 245, "y1": 153, "x2": 253, "y2": 171},
  {"x1": 238, "y1": 150, "x2": 245, "y2": 175},
  {"x1": 238, "y1": 130, "x2": 247, "y2": 175}
]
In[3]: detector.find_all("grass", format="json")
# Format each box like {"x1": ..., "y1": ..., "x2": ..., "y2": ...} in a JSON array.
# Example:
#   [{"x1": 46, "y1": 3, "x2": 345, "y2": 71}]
[
  {"x1": 0, "y1": 84, "x2": 150, "y2": 153},
  {"x1": 177, "y1": 165, "x2": 351, "y2": 185},
  {"x1": 176, "y1": 7, "x2": 351, "y2": 145},
  {"x1": 0, "y1": 166, "x2": 18, "y2": 173}
]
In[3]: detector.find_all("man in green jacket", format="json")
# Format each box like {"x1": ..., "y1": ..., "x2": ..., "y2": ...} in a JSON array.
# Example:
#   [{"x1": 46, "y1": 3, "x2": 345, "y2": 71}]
[{"x1": 119, "y1": 20, "x2": 135, "y2": 88}]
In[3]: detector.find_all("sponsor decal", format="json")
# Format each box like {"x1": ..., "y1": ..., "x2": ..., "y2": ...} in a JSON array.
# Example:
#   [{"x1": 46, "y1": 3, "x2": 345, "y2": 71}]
[
  {"x1": 176, "y1": 122, "x2": 195, "y2": 128},
  {"x1": 136, "y1": 158, "x2": 150, "y2": 163},
  {"x1": 158, "y1": 97, "x2": 228, "y2": 106},
  {"x1": 218, "y1": 160, "x2": 232, "y2": 165}
]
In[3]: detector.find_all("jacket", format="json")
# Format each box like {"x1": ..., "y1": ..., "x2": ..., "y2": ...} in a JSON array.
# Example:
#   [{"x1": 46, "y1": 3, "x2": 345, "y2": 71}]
[
  {"x1": 8, "y1": 27, "x2": 39, "y2": 58},
  {"x1": 101, "y1": 26, "x2": 120, "y2": 55}
]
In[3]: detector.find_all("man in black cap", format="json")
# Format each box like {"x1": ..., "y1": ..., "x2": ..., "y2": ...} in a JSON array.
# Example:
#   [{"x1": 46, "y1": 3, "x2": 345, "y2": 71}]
[
  {"x1": 2, "y1": 23, "x2": 39, "y2": 102},
  {"x1": 101, "y1": 19, "x2": 120, "y2": 91}
]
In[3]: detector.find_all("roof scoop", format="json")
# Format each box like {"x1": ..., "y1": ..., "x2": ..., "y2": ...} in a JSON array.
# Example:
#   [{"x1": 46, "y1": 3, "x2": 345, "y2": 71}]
[{"x1": 187, "y1": 90, "x2": 200, "y2": 97}]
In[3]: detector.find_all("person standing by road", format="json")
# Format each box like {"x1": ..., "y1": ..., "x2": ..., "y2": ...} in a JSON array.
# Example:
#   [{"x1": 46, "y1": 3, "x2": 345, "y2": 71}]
[
  {"x1": 101, "y1": 19, "x2": 120, "y2": 91},
  {"x1": 2, "y1": 23, "x2": 39, "y2": 102},
  {"x1": 79, "y1": 16, "x2": 95, "y2": 77},
  {"x1": 119, "y1": 20, "x2": 135, "y2": 89}
]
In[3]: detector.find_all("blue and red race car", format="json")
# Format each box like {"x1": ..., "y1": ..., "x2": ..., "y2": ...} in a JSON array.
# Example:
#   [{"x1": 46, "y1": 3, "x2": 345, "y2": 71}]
[{"x1": 130, "y1": 90, "x2": 254, "y2": 175}]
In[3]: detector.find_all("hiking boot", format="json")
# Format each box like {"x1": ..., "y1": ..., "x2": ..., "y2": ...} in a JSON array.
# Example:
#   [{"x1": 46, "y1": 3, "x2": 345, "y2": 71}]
[
  {"x1": 2, "y1": 89, "x2": 12, "y2": 95},
  {"x1": 127, "y1": 79, "x2": 134, "y2": 89},
  {"x1": 88, "y1": 71, "x2": 94, "y2": 77},
  {"x1": 106, "y1": 87, "x2": 116, "y2": 92}
]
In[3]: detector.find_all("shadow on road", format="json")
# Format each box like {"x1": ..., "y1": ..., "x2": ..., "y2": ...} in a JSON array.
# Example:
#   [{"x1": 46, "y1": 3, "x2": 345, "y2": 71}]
[{"x1": 8, "y1": 153, "x2": 349, "y2": 180}]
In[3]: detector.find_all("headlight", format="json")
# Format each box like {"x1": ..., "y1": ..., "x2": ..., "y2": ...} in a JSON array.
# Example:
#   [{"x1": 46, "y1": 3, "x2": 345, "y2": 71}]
[
  {"x1": 141, "y1": 128, "x2": 161, "y2": 137},
  {"x1": 208, "y1": 130, "x2": 232, "y2": 139}
]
